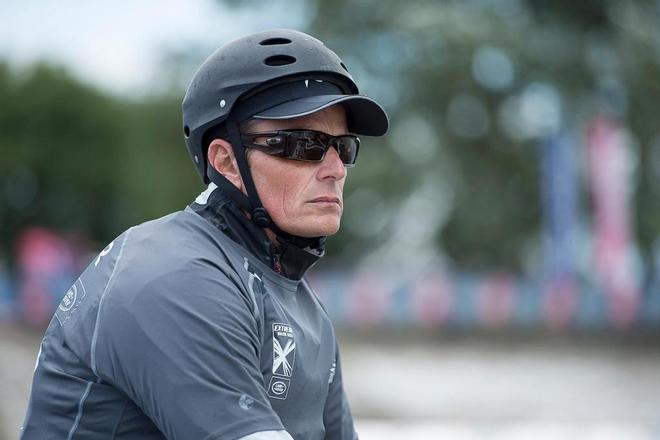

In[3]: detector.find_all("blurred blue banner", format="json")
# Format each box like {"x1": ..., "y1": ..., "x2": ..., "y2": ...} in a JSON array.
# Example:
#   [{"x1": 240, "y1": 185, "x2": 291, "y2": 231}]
[{"x1": 540, "y1": 129, "x2": 579, "y2": 329}]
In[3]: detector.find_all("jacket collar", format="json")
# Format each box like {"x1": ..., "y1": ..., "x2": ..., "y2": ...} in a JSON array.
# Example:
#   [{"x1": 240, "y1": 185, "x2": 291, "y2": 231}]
[{"x1": 189, "y1": 184, "x2": 324, "y2": 280}]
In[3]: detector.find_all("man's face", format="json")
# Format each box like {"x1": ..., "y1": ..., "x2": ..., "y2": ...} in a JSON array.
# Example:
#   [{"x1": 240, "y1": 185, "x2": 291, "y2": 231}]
[{"x1": 246, "y1": 105, "x2": 349, "y2": 238}]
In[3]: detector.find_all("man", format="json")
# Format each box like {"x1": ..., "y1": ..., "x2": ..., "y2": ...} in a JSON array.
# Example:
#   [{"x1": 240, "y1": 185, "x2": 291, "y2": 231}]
[{"x1": 20, "y1": 29, "x2": 388, "y2": 439}]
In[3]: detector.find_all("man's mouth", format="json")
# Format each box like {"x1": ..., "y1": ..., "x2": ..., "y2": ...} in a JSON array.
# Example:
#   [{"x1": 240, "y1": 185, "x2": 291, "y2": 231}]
[{"x1": 310, "y1": 196, "x2": 341, "y2": 205}]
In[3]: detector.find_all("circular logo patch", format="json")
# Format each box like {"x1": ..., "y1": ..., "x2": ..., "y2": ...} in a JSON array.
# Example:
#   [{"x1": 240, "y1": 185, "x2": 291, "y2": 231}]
[
  {"x1": 58, "y1": 285, "x2": 77, "y2": 312},
  {"x1": 271, "y1": 380, "x2": 287, "y2": 395},
  {"x1": 238, "y1": 394, "x2": 254, "y2": 410}
]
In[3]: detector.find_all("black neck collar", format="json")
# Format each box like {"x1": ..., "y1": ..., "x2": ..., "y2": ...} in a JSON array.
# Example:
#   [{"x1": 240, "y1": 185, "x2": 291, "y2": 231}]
[{"x1": 189, "y1": 185, "x2": 324, "y2": 280}]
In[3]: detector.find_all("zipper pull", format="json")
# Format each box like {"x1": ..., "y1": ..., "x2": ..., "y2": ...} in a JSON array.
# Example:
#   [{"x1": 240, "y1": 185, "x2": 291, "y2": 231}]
[{"x1": 273, "y1": 252, "x2": 282, "y2": 274}]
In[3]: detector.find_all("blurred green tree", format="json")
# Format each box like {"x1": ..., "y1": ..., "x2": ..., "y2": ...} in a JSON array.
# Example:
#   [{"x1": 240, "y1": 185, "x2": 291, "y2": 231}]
[
  {"x1": 306, "y1": 0, "x2": 660, "y2": 272},
  {"x1": 0, "y1": 63, "x2": 124, "y2": 253},
  {"x1": 0, "y1": 63, "x2": 198, "y2": 261},
  {"x1": 1, "y1": 0, "x2": 659, "y2": 277}
]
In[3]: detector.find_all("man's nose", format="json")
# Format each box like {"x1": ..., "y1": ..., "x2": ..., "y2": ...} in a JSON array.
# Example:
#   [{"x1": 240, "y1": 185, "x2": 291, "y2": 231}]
[{"x1": 318, "y1": 146, "x2": 347, "y2": 180}]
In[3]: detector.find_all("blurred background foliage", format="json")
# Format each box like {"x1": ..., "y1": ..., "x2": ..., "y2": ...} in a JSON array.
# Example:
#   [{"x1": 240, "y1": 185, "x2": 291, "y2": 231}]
[
  {"x1": 1, "y1": 0, "x2": 659, "y2": 278},
  {"x1": 2, "y1": 3, "x2": 660, "y2": 437}
]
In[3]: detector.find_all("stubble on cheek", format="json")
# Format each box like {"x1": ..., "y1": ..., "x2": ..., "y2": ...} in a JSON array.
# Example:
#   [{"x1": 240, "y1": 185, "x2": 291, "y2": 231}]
[{"x1": 280, "y1": 182, "x2": 289, "y2": 220}]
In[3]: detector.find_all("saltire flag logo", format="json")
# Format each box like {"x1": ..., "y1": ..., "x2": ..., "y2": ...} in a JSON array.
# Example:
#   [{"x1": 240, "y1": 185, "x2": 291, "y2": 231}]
[{"x1": 272, "y1": 323, "x2": 295, "y2": 378}]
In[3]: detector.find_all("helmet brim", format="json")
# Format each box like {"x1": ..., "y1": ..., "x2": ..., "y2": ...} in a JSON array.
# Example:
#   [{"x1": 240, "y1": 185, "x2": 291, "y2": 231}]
[{"x1": 252, "y1": 94, "x2": 389, "y2": 136}]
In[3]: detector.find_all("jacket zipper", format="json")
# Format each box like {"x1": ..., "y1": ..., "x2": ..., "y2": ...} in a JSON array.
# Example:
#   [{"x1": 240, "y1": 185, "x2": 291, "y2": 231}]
[{"x1": 272, "y1": 249, "x2": 282, "y2": 274}]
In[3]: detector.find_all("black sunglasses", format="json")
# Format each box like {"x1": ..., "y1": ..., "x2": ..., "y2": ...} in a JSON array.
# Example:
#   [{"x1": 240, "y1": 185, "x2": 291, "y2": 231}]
[{"x1": 241, "y1": 130, "x2": 360, "y2": 167}]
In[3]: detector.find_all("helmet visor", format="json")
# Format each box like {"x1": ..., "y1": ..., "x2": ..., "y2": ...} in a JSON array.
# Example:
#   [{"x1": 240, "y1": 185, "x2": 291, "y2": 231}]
[{"x1": 253, "y1": 94, "x2": 389, "y2": 137}]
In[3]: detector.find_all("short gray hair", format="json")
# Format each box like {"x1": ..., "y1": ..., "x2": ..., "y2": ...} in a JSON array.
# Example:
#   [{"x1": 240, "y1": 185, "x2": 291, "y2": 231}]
[{"x1": 239, "y1": 118, "x2": 260, "y2": 134}]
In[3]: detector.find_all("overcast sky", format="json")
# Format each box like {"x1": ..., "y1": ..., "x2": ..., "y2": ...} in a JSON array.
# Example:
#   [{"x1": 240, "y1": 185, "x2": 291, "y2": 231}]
[{"x1": 0, "y1": 0, "x2": 311, "y2": 95}]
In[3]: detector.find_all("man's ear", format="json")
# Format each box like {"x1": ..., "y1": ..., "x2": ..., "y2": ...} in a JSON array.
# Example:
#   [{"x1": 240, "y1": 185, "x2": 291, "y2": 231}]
[{"x1": 207, "y1": 138, "x2": 245, "y2": 193}]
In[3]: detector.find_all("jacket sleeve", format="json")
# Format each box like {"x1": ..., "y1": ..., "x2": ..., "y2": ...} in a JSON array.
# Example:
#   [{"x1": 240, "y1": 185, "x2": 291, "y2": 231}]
[
  {"x1": 92, "y1": 258, "x2": 284, "y2": 440},
  {"x1": 323, "y1": 342, "x2": 358, "y2": 440}
]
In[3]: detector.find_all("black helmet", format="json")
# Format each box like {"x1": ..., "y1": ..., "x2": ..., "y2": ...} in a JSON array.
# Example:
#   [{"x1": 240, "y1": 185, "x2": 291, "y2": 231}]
[{"x1": 182, "y1": 28, "x2": 388, "y2": 233}]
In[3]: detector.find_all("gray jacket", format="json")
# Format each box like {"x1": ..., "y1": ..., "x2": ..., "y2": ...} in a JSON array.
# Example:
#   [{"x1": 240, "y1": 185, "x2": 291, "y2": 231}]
[{"x1": 20, "y1": 185, "x2": 356, "y2": 440}]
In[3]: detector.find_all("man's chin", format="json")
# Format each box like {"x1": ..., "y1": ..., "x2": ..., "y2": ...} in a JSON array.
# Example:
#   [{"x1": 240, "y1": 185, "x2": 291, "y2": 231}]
[{"x1": 282, "y1": 218, "x2": 341, "y2": 238}]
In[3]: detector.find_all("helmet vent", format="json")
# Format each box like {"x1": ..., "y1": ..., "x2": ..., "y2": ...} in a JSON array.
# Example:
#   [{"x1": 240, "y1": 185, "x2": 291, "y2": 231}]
[
  {"x1": 259, "y1": 37, "x2": 292, "y2": 46},
  {"x1": 340, "y1": 62, "x2": 349, "y2": 71},
  {"x1": 264, "y1": 55, "x2": 296, "y2": 66},
  {"x1": 183, "y1": 125, "x2": 190, "y2": 137}
]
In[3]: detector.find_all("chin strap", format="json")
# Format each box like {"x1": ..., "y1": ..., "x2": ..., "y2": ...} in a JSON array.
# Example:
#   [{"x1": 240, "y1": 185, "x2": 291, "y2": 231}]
[{"x1": 224, "y1": 114, "x2": 271, "y2": 227}]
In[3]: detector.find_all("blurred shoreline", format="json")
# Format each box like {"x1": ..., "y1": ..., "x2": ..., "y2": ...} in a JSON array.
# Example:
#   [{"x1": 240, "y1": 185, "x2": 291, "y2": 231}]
[
  {"x1": 337, "y1": 327, "x2": 660, "y2": 349},
  {"x1": 3, "y1": 323, "x2": 660, "y2": 439}
]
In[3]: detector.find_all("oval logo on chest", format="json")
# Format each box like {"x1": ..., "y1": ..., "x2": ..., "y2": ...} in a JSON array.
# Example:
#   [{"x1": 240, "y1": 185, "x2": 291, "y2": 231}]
[{"x1": 271, "y1": 380, "x2": 287, "y2": 395}]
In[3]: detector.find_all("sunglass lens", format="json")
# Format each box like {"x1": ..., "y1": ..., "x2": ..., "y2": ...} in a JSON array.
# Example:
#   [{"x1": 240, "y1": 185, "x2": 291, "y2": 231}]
[
  {"x1": 286, "y1": 133, "x2": 323, "y2": 161},
  {"x1": 281, "y1": 131, "x2": 359, "y2": 165},
  {"x1": 335, "y1": 137, "x2": 358, "y2": 165}
]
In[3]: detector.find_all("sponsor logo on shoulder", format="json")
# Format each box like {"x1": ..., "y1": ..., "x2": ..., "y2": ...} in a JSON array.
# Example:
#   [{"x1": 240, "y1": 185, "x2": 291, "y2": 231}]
[
  {"x1": 55, "y1": 278, "x2": 87, "y2": 325},
  {"x1": 58, "y1": 285, "x2": 78, "y2": 312}
]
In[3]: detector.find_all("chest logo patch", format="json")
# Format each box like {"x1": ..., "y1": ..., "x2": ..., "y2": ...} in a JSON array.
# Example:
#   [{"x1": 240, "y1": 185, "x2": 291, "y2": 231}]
[{"x1": 269, "y1": 323, "x2": 295, "y2": 400}]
